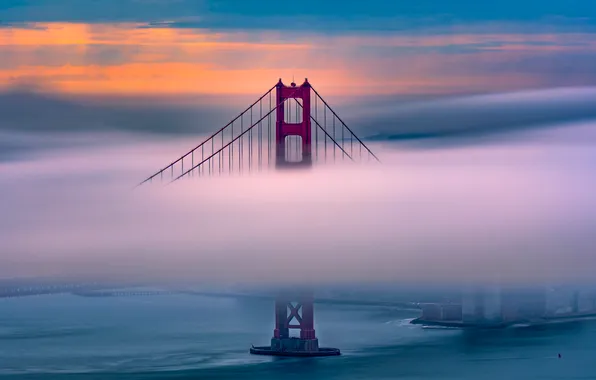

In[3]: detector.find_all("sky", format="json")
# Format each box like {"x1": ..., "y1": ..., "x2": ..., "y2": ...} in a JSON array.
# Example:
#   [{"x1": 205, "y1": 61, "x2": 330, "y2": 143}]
[
  {"x1": 1, "y1": 1, "x2": 596, "y2": 287},
  {"x1": 1, "y1": 0, "x2": 596, "y2": 98}
]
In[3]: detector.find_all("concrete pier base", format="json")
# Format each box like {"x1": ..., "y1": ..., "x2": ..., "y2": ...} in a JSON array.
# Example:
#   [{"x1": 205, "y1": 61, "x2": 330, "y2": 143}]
[
  {"x1": 271, "y1": 337, "x2": 319, "y2": 352},
  {"x1": 250, "y1": 337, "x2": 340, "y2": 357}
]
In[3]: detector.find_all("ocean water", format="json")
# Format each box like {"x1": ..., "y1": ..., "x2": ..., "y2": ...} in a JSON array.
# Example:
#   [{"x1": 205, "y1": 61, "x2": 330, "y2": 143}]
[{"x1": 1, "y1": 294, "x2": 595, "y2": 379}]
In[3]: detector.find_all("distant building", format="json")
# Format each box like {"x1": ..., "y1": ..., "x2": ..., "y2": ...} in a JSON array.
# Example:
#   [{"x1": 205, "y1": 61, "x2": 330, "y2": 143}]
[
  {"x1": 413, "y1": 284, "x2": 596, "y2": 327},
  {"x1": 462, "y1": 285, "x2": 504, "y2": 324},
  {"x1": 500, "y1": 287, "x2": 547, "y2": 322},
  {"x1": 545, "y1": 287, "x2": 596, "y2": 316}
]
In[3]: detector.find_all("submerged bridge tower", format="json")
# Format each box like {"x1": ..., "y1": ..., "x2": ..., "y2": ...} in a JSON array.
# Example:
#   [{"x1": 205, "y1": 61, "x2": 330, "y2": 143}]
[
  {"x1": 275, "y1": 79, "x2": 312, "y2": 168},
  {"x1": 250, "y1": 291, "x2": 340, "y2": 357}
]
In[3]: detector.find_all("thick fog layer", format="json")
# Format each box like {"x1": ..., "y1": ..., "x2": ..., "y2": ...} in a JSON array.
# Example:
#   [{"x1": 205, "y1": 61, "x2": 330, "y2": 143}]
[{"x1": 2, "y1": 116, "x2": 595, "y2": 286}]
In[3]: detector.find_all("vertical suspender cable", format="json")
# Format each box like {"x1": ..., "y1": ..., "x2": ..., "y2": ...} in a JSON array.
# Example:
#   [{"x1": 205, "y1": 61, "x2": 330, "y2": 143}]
[
  {"x1": 240, "y1": 114, "x2": 243, "y2": 172},
  {"x1": 259, "y1": 99, "x2": 263, "y2": 170},
  {"x1": 333, "y1": 116, "x2": 336, "y2": 162},
  {"x1": 324, "y1": 106, "x2": 327, "y2": 162},
  {"x1": 268, "y1": 91, "x2": 272, "y2": 165},
  {"x1": 342, "y1": 117, "x2": 345, "y2": 160},
  {"x1": 315, "y1": 93, "x2": 318, "y2": 162}
]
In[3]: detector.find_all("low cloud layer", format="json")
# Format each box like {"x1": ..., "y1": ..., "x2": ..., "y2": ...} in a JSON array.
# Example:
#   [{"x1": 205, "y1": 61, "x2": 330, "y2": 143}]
[
  {"x1": 0, "y1": 89, "x2": 237, "y2": 135},
  {"x1": 2, "y1": 122, "x2": 596, "y2": 287}
]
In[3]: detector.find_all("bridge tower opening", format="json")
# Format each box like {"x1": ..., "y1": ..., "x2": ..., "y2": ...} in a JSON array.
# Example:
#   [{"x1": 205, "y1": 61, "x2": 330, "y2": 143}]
[{"x1": 275, "y1": 78, "x2": 311, "y2": 169}]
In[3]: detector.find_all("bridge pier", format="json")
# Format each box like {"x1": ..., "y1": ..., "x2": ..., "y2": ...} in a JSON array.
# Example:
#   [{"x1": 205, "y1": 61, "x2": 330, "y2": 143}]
[{"x1": 250, "y1": 291, "x2": 340, "y2": 357}]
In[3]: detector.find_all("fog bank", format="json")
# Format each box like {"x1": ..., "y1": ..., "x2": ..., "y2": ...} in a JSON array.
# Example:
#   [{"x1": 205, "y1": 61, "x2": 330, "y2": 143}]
[{"x1": 2, "y1": 122, "x2": 596, "y2": 286}]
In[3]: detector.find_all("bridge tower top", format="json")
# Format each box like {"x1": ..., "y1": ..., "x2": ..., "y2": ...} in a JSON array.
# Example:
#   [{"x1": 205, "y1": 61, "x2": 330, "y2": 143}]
[{"x1": 275, "y1": 78, "x2": 312, "y2": 168}]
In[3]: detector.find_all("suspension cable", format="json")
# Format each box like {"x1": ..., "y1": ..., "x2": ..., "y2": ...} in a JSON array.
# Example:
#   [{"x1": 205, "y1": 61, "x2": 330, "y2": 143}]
[
  {"x1": 310, "y1": 86, "x2": 380, "y2": 162},
  {"x1": 138, "y1": 84, "x2": 277, "y2": 186},
  {"x1": 294, "y1": 101, "x2": 353, "y2": 161},
  {"x1": 171, "y1": 88, "x2": 301, "y2": 183}
]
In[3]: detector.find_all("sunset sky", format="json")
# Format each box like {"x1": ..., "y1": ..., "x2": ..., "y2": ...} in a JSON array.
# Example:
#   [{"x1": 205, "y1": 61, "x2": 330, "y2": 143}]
[{"x1": 2, "y1": 0, "x2": 596, "y2": 96}]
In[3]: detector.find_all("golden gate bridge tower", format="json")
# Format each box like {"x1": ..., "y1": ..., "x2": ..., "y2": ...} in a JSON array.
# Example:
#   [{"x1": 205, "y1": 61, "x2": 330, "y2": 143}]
[
  {"x1": 138, "y1": 78, "x2": 379, "y2": 356},
  {"x1": 275, "y1": 78, "x2": 312, "y2": 168}
]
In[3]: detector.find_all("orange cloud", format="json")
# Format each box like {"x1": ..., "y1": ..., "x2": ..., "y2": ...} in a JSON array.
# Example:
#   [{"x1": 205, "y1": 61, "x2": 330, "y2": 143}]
[
  {"x1": 0, "y1": 23, "x2": 326, "y2": 95},
  {"x1": 1, "y1": 22, "x2": 594, "y2": 96},
  {"x1": 0, "y1": 63, "x2": 362, "y2": 95},
  {"x1": 0, "y1": 22, "x2": 310, "y2": 50}
]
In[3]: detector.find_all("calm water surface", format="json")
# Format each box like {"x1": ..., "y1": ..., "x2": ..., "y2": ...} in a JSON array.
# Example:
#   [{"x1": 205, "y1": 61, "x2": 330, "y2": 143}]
[{"x1": 0, "y1": 294, "x2": 594, "y2": 379}]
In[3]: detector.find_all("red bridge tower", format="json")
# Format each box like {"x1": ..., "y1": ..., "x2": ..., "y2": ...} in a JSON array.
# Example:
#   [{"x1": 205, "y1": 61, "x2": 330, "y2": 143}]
[{"x1": 275, "y1": 78, "x2": 312, "y2": 168}]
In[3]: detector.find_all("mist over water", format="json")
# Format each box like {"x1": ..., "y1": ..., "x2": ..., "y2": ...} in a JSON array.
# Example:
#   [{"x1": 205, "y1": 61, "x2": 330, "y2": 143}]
[
  {"x1": 2, "y1": 124, "x2": 596, "y2": 378},
  {"x1": 2, "y1": 110, "x2": 596, "y2": 287}
]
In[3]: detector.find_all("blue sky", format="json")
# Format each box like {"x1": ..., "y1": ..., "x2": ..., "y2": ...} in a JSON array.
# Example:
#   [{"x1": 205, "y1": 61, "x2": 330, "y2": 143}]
[{"x1": 2, "y1": 0, "x2": 595, "y2": 28}]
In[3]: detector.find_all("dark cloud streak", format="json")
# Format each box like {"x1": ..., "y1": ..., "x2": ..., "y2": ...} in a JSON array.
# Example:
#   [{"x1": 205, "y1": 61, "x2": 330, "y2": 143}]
[
  {"x1": 0, "y1": 88, "x2": 234, "y2": 135},
  {"x1": 349, "y1": 88, "x2": 596, "y2": 144},
  {"x1": 2, "y1": 86, "x2": 596, "y2": 161}
]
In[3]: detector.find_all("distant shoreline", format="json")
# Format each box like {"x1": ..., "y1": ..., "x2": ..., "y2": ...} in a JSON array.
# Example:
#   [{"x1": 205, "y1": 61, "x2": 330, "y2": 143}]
[
  {"x1": 0, "y1": 287, "x2": 420, "y2": 310},
  {"x1": 411, "y1": 313, "x2": 596, "y2": 329}
]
